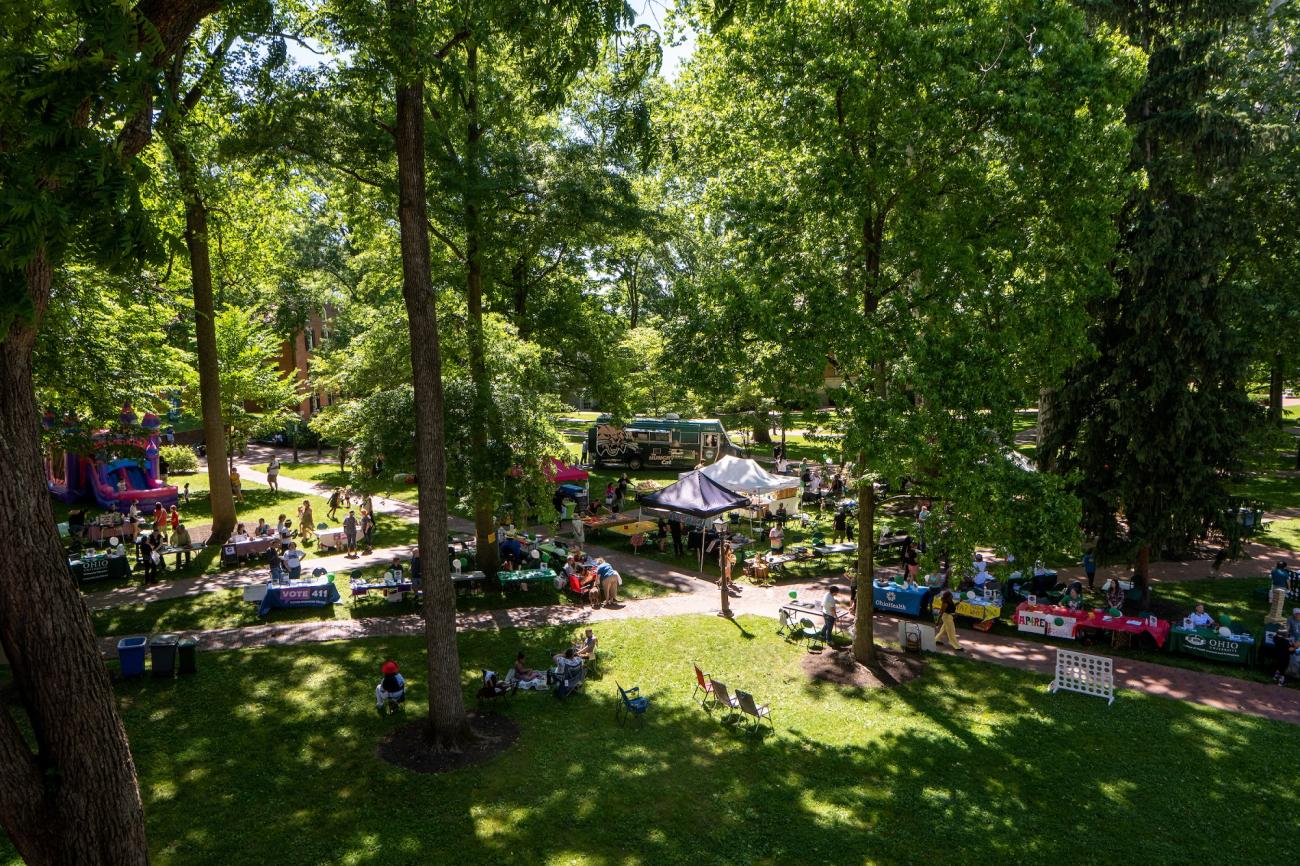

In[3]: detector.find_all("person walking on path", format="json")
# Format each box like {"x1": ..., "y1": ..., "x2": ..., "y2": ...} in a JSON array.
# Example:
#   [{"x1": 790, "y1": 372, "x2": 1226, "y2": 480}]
[
  {"x1": 344, "y1": 510, "x2": 358, "y2": 558},
  {"x1": 327, "y1": 488, "x2": 341, "y2": 521},
  {"x1": 934, "y1": 589, "x2": 963, "y2": 651},
  {"x1": 1084, "y1": 550, "x2": 1097, "y2": 590},
  {"x1": 266, "y1": 456, "x2": 280, "y2": 492}
]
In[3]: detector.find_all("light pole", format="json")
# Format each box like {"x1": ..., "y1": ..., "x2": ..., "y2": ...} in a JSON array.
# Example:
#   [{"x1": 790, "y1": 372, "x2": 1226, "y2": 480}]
[{"x1": 715, "y1": 517, "x2": 732, "y2": 618}]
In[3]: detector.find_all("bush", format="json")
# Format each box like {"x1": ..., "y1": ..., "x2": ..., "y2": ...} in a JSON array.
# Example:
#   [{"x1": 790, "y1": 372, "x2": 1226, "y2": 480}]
[{"x1": 159, "y1": 444, "x2": 198, "y2": 473}]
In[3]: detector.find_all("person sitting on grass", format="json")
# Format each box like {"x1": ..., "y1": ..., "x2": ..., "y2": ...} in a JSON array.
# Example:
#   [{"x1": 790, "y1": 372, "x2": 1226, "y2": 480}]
[
  {"x1": 374, "y1": 660, "x2": 406, "y2": 714},
  {"x1": 511, "y1": 651, "x2": 547, "y2": 689},
  {"x1": 575, "y1": 628, "x2": 598, "y2": 660},
  {"x1": 1187, "y1": 604, "x2": 1217, "y2": 630}
]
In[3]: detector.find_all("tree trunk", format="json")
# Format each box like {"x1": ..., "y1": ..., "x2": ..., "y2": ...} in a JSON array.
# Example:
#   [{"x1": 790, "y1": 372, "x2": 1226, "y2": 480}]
[
  {"x1": 1035, "y1": 387, "x2": 1056, "y2": 472},
  {"x1": 626, "y1": 258, "x2": 640, "y2": 328},
  {"x1": 393, "y1": 62, "x2": 471, "y2": 748},
  {"x1": 851, "y1": 456, "x2": 877, "y2": 664},
  {"x1": 0, "y1": 253, "x2": 149, "y2": 865},
  {"x1": 463, "y1": 40, "x2": 498, "y2": 578},
  {"x1": 751, "y1": 410, "x2": 773, "y2": 445},
  {"x1": 1268, "y1": 351, "x2": 1284, "y2": 426},
  {"x1": 163, "y1": 129, "x2": 236, "y2": 543}
]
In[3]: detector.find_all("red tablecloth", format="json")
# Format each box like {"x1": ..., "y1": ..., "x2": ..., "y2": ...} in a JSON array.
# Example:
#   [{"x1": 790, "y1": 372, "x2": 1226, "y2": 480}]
[
  {"x1": 1015, "y1": 602, "x2": 1086, "y2": 638},
  {"x1": 1076, "y1": 609, "x2": 1171, "y2": 647}
]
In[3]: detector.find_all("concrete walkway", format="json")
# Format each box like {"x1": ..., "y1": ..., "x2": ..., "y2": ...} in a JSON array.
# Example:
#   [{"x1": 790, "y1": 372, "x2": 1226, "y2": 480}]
[{"x1": 97, "y1": 574, "x2": 1300, "y2": 726}]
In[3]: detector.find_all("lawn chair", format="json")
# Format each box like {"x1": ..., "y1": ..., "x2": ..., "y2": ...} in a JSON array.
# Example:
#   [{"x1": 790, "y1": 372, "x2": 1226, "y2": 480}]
[
  {"x1": 615, "y1": 682, "x2": 650, "y2": 727},
  {"x1": 692, "y1": 664, "x2": 716, "y2": 707},
  {"x1": 798, "y1": 617, "x2": 824, "y2": 652},
  {"x1": 734, "y1": 689, "x2": 773, "y2": 732},
  {"x1": 553, "y1": 660, "x2": 586, "y2": 699},
  {"x1": 707, "y1": 679, "x2": 741, "y2": 720},
  {"x1": 476, "y1": 670, "x2": 515, "y2": 711}
]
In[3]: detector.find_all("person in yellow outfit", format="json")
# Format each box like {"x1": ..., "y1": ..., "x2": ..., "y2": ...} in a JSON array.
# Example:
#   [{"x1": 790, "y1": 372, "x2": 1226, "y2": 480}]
[{"x1": 935, "y1": 589, "x2": 963, "y2": 651}]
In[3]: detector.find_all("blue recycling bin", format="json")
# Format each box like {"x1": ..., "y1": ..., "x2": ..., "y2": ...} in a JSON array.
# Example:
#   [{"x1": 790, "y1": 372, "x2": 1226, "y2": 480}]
[{"x1": 117, "y1": 636, "x2": 148, "y2": 678}]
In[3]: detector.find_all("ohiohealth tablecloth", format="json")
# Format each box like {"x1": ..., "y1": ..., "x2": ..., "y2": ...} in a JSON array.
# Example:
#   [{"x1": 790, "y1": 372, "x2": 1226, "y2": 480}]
[
  {"x1": 872, "y1": 582, "x2": 931, "y2": 616},
  {"x1": 258, "y1": 577, "x2": 341, "y2": 616}
]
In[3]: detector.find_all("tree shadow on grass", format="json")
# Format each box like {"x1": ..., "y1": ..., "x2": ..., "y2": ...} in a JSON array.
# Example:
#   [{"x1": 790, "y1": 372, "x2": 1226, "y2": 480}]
[{"x1": 67, "y1": 615, "x2": 1300, "y2": 866}]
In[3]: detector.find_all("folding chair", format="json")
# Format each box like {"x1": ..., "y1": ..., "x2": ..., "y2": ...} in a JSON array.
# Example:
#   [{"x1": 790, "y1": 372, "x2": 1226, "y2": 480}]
[
  {"x1": 615, "y1": 682, "x2": 650, "y2": 727},
  {"x1": 734, "y1": 689, "x2": 773, "y2": 732},
  {"x1": 707, "y1": 679, "x2": 741, "y2": 720},
  {"x1": 692, "y1": 664, "x2": 716, "y2": 707},
  {"x1": 799, "y1": 617, "x2": 824, "y2": 652}
]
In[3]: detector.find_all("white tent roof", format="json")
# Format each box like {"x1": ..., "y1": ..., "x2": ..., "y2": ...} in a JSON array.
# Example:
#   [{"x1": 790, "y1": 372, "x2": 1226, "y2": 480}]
[{"x1": 683, "y1": 455, "x2": 801, "y2": 496}]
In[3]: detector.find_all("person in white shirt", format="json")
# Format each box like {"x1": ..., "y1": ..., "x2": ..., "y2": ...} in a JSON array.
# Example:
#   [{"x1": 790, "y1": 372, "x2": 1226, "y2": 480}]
[
  {"x1": 819, "y1": 585, "x2": 842, "y2": 642},
  {"x1": 1187, "y1": 604, "x2": 1217, "y2": 630},
  {"x1": 283, "y1": 542, "x2": 306, "y2": 579},
  {"x1": 266, "y1": 456, "x2": 280, "y2": 492},
  {"x1": 769, "y1": 524, "x2": 784, "y2": 555}
]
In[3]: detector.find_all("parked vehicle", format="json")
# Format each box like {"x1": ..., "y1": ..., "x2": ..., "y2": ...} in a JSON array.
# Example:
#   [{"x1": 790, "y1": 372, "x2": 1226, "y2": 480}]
[{"x1": 584, "y1": 415, "x2": 742, "y2": 470}]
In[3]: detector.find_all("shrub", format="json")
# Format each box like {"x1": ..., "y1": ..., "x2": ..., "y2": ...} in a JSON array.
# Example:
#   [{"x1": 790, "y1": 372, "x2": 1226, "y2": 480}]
[{"x1": 159, "y1": 444, "x2": 198, "y2": 473}]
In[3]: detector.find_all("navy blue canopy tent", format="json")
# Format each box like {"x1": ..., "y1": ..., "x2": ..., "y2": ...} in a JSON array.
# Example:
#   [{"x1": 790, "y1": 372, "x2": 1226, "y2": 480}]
[{"x1": 638, "y1": 471, "x2": 749, "y2": 572}]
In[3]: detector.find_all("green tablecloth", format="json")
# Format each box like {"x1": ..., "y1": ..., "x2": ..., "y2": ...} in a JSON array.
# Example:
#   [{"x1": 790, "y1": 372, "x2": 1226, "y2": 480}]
[
  {"x1": 497, "y1": 568, "x2": 556, "y2": 587},
  {"x1": 1168, "y1": 627, "x2": 1256, "y2": 665},
  {"x1": 68, "y1": 554, "x2": 131, "y2": 582}
]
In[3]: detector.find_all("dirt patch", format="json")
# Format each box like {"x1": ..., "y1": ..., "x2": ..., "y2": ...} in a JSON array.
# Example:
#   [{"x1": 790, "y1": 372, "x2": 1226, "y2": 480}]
[
  {"x1": 802, "y1": 647, "x2": 924, "y2": 689},
  {"x1": 377, "y1": 712, "x2": 520, "y2": 774}
]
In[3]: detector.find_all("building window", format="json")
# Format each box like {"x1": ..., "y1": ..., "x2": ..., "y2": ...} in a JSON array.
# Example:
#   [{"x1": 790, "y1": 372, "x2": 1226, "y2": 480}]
[{"x1": 305, "y1": 329, "x2": 315, "y2": 351}]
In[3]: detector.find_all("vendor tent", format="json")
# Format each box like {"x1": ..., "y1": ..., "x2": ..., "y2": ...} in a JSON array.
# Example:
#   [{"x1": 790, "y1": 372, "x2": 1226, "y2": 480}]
[
  {"x1": 639, "y1": 471, "x2": 749, "y2": 572},
  {"x1": 542, "y1": 456, "x2": 589, "y2": 484},
  {"x1": 687, "y1": 455, "x2": 799, "y2": 496}
]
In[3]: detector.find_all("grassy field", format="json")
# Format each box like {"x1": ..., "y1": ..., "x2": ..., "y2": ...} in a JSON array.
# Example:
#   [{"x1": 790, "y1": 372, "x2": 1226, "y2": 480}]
[
  {"x1": 91, "y1": 567, "x2": 675, "y2": 637},
  {"x1": 4, "y1": 614, "x2": 1296, "y2": 865}
]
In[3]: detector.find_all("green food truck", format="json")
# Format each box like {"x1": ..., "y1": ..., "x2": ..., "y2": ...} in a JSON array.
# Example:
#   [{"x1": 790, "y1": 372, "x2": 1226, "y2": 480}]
[{"x1": 584, "y1": 416, "x2": 742, "y2": 470}]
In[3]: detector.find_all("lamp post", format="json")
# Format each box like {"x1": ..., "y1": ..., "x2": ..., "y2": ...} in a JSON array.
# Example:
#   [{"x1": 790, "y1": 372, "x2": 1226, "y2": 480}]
[{"x1": 715, "y1": 517, "x2": 732, "y2": 618}]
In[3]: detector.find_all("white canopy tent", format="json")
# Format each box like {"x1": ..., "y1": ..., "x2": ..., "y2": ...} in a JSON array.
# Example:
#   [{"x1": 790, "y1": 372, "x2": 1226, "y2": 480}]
[{"x1": 682, "y1": 456, "x2": 801, "y2": 517}]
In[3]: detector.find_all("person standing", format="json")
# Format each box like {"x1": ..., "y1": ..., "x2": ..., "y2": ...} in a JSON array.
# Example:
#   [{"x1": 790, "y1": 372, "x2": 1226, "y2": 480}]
[
  {"x1": 934, "y1": 589, "x2": 963, "y2": 651},
  {"x1": 1083, "y1": 549, "x2": 1098, "y2": 590},
  {"x1": 570, "y1": 512, "x2": 586, "y2": 545},
  {"x1": 670, "y1": 517, "x2": 684, "y2": 557},
  {"x1": 1268, "y1": 561, "x2": 1291, "y2": 624},
  {"x1": 769, "y1": 522, "x2": 784, "y2": 555},
  {"x1": 168, "y1": 505, "x2": 180, "y2": 531},
  {"x1": 916, "y1": 502, "x2": 930, "y2": 553},
  {"x1": 298, "y1": 499, "x2": 316, "y2": 545},
  {"x1": 819, "y1": 585, "x2": 843, "y2": 643},
  {"x1": 170, "y1": 522, "x2": 192, "y2": 569},
  {"x1": 833, "y1": 508, "x2": 847, "y2": 544},
  {"x1": 327, "y1": 487, "x2": 341, "y2": 521},
  {"x1": 138, "y1": 533, "x2": 156, "y2": 584},
  {"x1": 266, "y1": 456, "x2": 280, "y2": 492},
  {"x1": 343, "y1": 510, "x2": 358, "y2": 558},
  {"x1": 616, "y1": 473, "x2": 630, "y2": 505},
  {"x1": 361, "y1": 509, "x2": 375, "y2": 554},
  {"x1": 283, "y1": 542, "x2": 306, "y2": 579},
  {"x1": 266, "y1": 544, "x2": 284, "y2": 582},
  {"x1": 158, "y1": 452, "x2": 169, "y2": 484},
  {"x1": 229, "y1": 465, "x2": 243, "y2": 502}
]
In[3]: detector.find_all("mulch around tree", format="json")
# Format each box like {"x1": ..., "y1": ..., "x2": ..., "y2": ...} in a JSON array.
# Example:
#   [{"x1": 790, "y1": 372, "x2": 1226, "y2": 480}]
[
  {"x1": 801, "y1": 646, "x2": 925, "y2": 689},
  {"x1": 377, "y1": 712, "x2": 520, "y2": 774}
]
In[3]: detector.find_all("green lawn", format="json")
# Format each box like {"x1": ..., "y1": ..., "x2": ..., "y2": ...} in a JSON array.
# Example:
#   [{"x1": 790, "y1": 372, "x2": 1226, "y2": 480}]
[
  {"x1": 1259, "y1": 517, "x2": 1300, "y2": 552},
  {"x1": 1230, "y1": 473, "x2": 1300, "y2": 511},
  {"x1": 91, "y1": 568, "x2": 675, "y2": 637},
  {"x1": 255, "y1": 462, "x2": 422, "y2": 506},
  {"x1": 5, "y1": 614, "x2": 1297, "y2": 864}
]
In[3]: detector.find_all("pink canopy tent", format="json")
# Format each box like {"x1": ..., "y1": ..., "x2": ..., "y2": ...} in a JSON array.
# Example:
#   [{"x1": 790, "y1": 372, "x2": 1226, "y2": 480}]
[{"x1": 542, "y1": 456, "x2": 589, "y2": 484}]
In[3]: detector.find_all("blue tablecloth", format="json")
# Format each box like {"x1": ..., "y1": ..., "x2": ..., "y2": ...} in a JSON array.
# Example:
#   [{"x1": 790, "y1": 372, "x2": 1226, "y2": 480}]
[
  {"x1": 872, "y1": 582, "x2": 931, "y2": 616},
  {"x1": 259, "y1": 578, "x2": 341, "y2": 616}
]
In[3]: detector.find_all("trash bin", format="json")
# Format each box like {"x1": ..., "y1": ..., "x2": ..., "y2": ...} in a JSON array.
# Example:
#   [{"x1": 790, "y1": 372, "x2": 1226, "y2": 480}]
[
  {"x1": 177, "y1": 637, "x2": 198, "y2": 675},
  {"x1": 117, "y1": 636, "x2": 148, "y2": 678},
  {"x1": 150, "y1": 634, "x2": 179, "y2": 678}
]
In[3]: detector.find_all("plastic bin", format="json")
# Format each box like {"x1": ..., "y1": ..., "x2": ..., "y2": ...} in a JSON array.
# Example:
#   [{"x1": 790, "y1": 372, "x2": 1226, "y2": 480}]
[
  {"x1": 150, "y1": 634, "x2": 179, "y2": 678},
  {"x1": 177, "y1": 637, "x2": 198, "y2": 675},
  {"x1": 117, "y1": 636, "x2": 148, "y2": 678}
]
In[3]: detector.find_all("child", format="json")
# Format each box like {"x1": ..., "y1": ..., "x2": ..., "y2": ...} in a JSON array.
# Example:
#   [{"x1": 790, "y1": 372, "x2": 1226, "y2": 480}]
[
  {"x1": 375, "y1": 660, "x2": 406, "y2": 714},
  {"x1": 182, "y1": 482, "x2": 190, "y2": 505}
]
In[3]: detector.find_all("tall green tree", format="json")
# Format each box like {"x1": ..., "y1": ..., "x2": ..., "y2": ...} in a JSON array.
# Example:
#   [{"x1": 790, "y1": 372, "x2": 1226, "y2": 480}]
[
  {"x1": 1044, "y1": 0, "x2": 1269, "y2": 583},
  {"x1": 0, "y1": 2, "x2": 220, "y2": 860},
  {"x1": 672, "y1": 0, "x2": 1140, "y2": 662}
]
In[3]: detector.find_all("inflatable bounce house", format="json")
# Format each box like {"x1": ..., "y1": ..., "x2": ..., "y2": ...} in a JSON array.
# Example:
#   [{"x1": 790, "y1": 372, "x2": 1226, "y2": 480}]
[{"x1": 46, "y1": 404, "x2": 179, "y2": 513}]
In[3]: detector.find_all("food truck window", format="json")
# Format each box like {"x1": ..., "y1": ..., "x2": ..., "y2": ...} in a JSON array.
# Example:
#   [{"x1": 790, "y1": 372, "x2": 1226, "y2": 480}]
[
  {"x1": 629, "y1": 430, "x2": 649, "y2": 441},
  {"x1": 649, "y1": 431, "x2": 671, "y2": 443},
  {"x1": 679, "y1": 431, "x2": 700, "y2": 445}
]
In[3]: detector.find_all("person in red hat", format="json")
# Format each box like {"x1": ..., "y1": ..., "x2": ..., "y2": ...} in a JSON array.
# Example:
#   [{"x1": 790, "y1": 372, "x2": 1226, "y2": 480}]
[{"x1": 375, "y1": 660, "x2": 406, "y2": 713}]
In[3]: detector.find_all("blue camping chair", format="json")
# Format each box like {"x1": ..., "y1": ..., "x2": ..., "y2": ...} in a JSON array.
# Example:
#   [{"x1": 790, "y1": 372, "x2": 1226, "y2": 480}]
[{"x1": 615, "y1": 682, "x2": 650, "y2": 727}]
